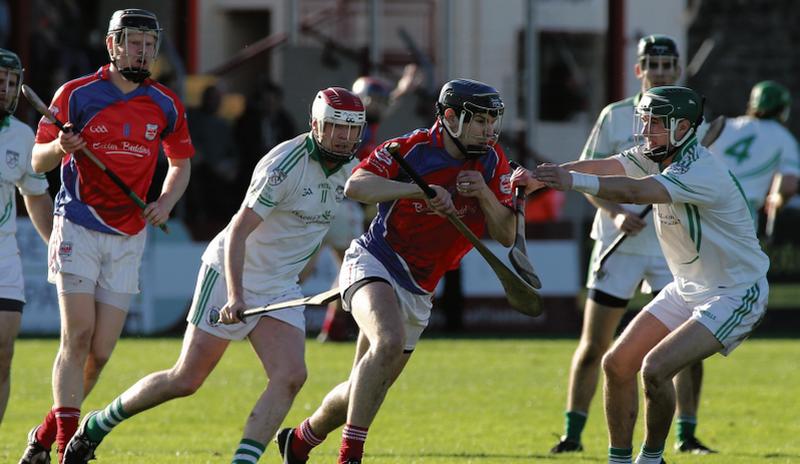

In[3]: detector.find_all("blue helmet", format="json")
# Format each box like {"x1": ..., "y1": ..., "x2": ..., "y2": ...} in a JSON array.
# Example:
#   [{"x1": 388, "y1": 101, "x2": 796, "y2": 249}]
[{"x1": 436, "y1": 79, "x2": 504, "y2": 158}]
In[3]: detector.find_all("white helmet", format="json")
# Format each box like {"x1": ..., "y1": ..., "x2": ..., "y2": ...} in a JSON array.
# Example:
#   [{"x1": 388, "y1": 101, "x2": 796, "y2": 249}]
[{"x1": 311, "y1": 87, "x2": 366, "y2": 161}]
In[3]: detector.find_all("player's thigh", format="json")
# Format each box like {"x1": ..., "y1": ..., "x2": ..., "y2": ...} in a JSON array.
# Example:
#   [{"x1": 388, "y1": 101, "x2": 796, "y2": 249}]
[
  {"x1": 90, "y1": 301, "x2": 128, "y2": 358},
  {"x1": 580, "y1": 300, "x2": 627, "y2": 347},
  {"x1": 0, "y1": 310, "x2": 22, "y2": 365},
  {"x1": 643, "y1": 320, "x2": 722, "y2": 380},
  {"x1": 606, "y1": 311, "x2": 670, "y2": 375},
  {"x1": 349, "y1": 280, "x2": 405, "y2": 343},
  {"x1": 57, "y1": 291, "x2": 98, "y2": 342},
  {"x1": 171, "y1": 324, "x2": 230, "y2": 379},
  {"x1": 249, "y1": 316, "x2": 306, "y2": 378}
]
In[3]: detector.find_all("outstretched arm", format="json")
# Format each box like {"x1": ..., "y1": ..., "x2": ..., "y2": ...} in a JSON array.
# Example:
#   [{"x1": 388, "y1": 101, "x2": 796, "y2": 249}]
[{"x1": 534, "y1": 164, "x2": 671, "y2": 204}]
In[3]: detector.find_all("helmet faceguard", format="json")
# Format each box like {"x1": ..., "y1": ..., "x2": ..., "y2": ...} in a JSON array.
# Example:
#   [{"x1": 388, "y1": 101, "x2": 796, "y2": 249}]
[
  {"x1": 436, "y1": 79, "x2": 504, "y2": 159},
  {"x1": 0, "y1": 48, "x2": 23, "y2": 118},
  {"x1": 748, "y1": 80, "x2": 791, "y2": 123},
  {"x1": 107, "y1": 9, "x2": 162, "y2": 83},
  {"x1": 634, "y1": 86, "x2": 704, "y2": 163},
  {"x1": 310, "y1": 87, "x2": 366, "y2": 162},
  {"x1": 637, "y1": 34, "x2": 680, "y2": 88},
  {"x1": 352, "y1": 76, "x2": 392, "y2": 124}
]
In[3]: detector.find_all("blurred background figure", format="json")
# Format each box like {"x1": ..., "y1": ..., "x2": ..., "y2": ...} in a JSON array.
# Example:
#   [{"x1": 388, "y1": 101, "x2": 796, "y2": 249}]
[
  {"x1": 186, "y1": 84, "x2": 241, "y2": 238},
  {"x1": 708, "y1": 80, "x2": 799, "y2": 240},
  {"x1": 234, "y1": 80, "x2": 297, "y2": 199}
]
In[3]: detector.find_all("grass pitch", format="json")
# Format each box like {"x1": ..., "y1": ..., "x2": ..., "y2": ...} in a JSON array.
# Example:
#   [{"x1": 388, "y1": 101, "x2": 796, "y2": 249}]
[{"x1": 1, "y1": 336, "x2": 798, "y2": 463}]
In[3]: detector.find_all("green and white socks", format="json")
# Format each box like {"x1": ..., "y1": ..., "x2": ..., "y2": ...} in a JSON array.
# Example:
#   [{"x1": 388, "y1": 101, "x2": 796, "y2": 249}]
[
  {"x1": 85, "y1": 397, "x2": 132, "y2": 442},
  {"x1": 564, "y1": 410, "x2": 588, "y2": 443},
  {"x1": 676, "y1": 415, "x2": 697, "y2": 443},
  {"x1": 635, "y1": 444, "x2": 664, "y2": 463},
  {"x1": 231, "y1": 439, "x2": 266, "y2": 463},
  {"x1": 608, "y1": 446, "x2": 633, "y2": 463}
]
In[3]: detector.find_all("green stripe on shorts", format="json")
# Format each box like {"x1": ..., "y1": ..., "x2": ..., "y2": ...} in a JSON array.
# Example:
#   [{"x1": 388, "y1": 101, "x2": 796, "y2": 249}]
[
  {"x1": 714, "y1": 283, "x2": 759, "y2": 341},
  {"x1": 191, "y1": 266, "x2": 220, "y2": 326}
]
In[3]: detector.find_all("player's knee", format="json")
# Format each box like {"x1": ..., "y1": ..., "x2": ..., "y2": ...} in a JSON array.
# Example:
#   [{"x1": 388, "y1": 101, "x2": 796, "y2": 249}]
[
  {"x1": 602, "y1": 350, "x2": 634, "y2": 381},
  {"x1": 61, "y1": 329, "x2": 94, "y2": 358},
  {"x1": 640, "y1": 354, "x2": 670, "y2": 389},
  {"x1": 372, "y1": 332, "x2": 405, "y2": 359},
  {"x1": 87, "y1": 351, "x2": 112, "y2": 371},
  {"x1": 170, "y1": 371, "x2": 207, "y2": 396},
  {"x1": 575, "y1": 340, "x2": 608, "y2": 367},
  {"x1": 271, "y1": 366, "x2": 308, "y2": 396}
]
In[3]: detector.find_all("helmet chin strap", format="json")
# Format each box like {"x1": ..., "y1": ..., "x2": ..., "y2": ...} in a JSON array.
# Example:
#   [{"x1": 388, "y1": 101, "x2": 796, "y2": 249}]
[
  {"x1": 113, "y1": 56, "x2": 150, "y2": 83},
  {"x1": 441, "y1": 114, "x2": 488, "y2": 159}
]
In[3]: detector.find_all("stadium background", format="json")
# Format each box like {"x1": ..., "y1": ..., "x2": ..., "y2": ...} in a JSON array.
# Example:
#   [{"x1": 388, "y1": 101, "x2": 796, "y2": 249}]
[{"x1": 3, "y1": 0, "x2": 799, "y2": 336}]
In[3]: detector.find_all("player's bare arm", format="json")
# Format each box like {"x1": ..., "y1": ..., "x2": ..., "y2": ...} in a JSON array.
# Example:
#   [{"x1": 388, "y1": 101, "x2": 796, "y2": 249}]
[
  {"x1": 345, "y1": 169, "x2": 426, "y2": 202},
  {"x1": 143, "y1": 157, "x2": 191, "y2": 226},
  {"x1": 31, "y1": 124, "x2": 86, "y2": 173},
  {"x1": 534, "y1": 163, "x2": 672, "y2": 204},
  {"x1": 457, "y1": 169, "x2": 514, "y2": 246},
  {"x1": 22, "y1": 193, "x2": 54, "y2": 244},
  {"x1": 219, "y1": 206, "x2": 263, "y2": 325}
]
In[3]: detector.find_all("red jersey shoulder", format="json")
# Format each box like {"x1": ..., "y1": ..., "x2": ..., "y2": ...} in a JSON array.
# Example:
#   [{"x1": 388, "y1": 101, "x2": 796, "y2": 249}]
[
  {"x1": 356, "y1": 128, "x2": 432, "y2": 177},
  {"x1": 148, "y1": 81, "x2": 187, "y2": 112}
]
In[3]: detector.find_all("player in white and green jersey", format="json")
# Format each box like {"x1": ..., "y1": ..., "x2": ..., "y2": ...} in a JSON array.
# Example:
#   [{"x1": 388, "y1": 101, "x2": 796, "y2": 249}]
[
  {"x1": 519, "y1": 86, "x2": 769, "y2": 464},
  {"x1": 551, "y1": 35, "x2": 712, "y2": 455},
  {"x1": 0, "y1": 48, "x2": 53, "y2": 429},
  {"x1": 709, "y1": 80, "x2": 799, "y2": 225},
  {"x1": 64, "y1": 87, "x2": 366, "y2": 464}
]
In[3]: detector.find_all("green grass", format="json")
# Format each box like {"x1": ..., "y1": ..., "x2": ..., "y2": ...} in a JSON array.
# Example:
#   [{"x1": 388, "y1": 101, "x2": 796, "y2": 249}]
[{"x1": 2, "y1": 337, "x2": 798, "y2": 463}]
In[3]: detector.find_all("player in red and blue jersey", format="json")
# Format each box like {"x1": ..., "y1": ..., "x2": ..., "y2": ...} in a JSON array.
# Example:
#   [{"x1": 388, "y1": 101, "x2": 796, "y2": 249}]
[
  {"x1": 19, "y1": 9, "x2": 193, "y2": 464},
  {"x1": 278, "y1": 79, "x2": 515, "y2": 464}
]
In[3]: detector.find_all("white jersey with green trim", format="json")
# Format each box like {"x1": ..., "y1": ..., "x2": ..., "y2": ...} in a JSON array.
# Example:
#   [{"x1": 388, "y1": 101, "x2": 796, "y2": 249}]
[
  {"x1": 0, "y1": 117, "x2": 48, "y2": 243},
  {"x1": 202, "y1": 133, "x2": 355, "y2": 296},
  {"x1": 580, "y1": 94, "x2": 661, "y2": 256},
  {"x1": 615, "y1": 137, "x2": 769, "y2": 302},
  {"x1": 709, "y1": 116, "x2": 800, "y2": 212}
]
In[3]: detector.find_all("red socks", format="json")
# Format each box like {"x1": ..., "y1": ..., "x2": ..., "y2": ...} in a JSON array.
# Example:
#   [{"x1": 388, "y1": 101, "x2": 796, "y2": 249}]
[
  {"x1": 35, "y1": 408, "x2": 58, "y2": 449},
  {"x1": 338, "y1": 424, "x2": 368, "y2": 463},
  {"x1": 55, "y1": 407, "x2": 80, "y2": 463},
  {"x1": 291, "y1": 418, "x2": 325, "y2": 460}
]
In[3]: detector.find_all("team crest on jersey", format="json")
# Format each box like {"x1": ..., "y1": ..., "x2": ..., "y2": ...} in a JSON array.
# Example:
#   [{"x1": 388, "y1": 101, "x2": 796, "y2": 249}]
[
  {"x1": 500, "y1": 173, "x2": 512, "y2": 194},
  {"x1": 335, "y1": 185, "x2": 345, "y2": 202},
  {"x1": 374, "y1": 147, "x2": 394, "y2": 166},
  {"x1": 5, "y1": 150, "x2": 19, "y2": 169},
  {"x1": 268, "y1": 169, "x2": 287, "y2": 186},
  {"x1": 59, "y1": 241, "x2": 73, "y2": 257},
  {"x1": 144, "y1": 123, "x2": 159, "y2": 141}
]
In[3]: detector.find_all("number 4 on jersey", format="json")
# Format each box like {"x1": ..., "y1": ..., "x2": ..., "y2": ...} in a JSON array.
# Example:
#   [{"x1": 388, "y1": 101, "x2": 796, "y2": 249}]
[{"x1": 724, "y1": 135, "x2": 756, "y2": 164}]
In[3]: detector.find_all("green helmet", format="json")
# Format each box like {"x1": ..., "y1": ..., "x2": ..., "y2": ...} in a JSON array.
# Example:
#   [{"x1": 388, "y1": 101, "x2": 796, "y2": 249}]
[
  {"x1": 636, "y1": 86, "x2": 704, "y2": 162},
  {"x1": 0, "y1": 48, "x2": 23, "y2": 117},
  {"x1": 637, "y1": 34, "x2": 679, "y2": 58},
  {"x1": 748, "y1": 80, "x2": 791, "y2": 123}
]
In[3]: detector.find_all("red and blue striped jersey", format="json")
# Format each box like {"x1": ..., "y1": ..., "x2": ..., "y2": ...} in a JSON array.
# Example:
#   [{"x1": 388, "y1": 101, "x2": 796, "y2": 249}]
[
  {"x1": 355, "y1": 121, "x2": 513, "y2": 294},
  {"x1": 35, "y1": 64, "x2": 194, "y2": 235}
]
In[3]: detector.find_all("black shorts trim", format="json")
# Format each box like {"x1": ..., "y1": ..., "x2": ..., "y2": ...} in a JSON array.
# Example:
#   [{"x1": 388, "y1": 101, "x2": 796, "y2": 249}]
[
  {"x1": 0, "y1": 298, "x2": 25, "y2": 313},
  {"x1": 587, "y1": 288, "x2": 629, "y2": 308},
  {"x1": 342, "y1": 277, "x2": 391, "y2": 308}
]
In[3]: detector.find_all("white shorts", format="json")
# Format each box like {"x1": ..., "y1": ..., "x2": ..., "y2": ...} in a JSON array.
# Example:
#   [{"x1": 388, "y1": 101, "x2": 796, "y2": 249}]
[
  {"x1": 48, "y1": 216, "x2": 146, "y2": 294},
  {"x1": 0, "y1": 252, "x2": 25, "y2": 303},
  {"x1": 339, "y1": 241, "x2": 431, "y2": 351},
  {"x1": 186, "y1": 263, "x2": 305, "y2": 341},
  {"x1": 646, "y1": 278, "x2": 768, "y2": 356},
  {"x1": 586, "y1": 242, "x2": 672, "y2": 299},
  {"x1": 324, "y1": 199, "x2": 365, "y2": 251}
]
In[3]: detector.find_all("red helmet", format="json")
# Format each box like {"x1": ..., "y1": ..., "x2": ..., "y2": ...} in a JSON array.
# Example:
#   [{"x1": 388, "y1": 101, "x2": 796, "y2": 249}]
[{"x1": 311, "y1": 87, "x2": 366, "y2": 161}]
